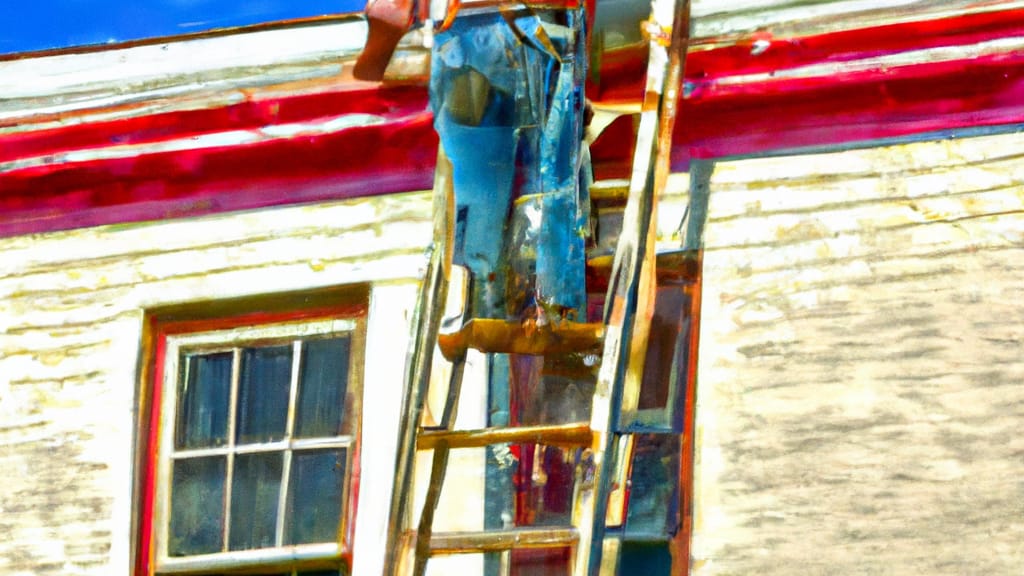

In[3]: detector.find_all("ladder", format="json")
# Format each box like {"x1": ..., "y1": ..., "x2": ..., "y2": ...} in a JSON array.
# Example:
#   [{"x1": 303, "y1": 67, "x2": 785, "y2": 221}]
[{"x1": 383, "y1": 0, "x2": 692, "y2": 573}]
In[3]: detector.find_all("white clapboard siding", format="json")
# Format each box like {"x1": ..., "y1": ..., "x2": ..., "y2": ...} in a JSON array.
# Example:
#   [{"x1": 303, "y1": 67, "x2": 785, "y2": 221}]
[
  {"x1": 0, "y1": 191, "x2": 433, "y2": 576},
  {"x1": 693, "y1": 132, "x2": 1024, "y2": 575}
]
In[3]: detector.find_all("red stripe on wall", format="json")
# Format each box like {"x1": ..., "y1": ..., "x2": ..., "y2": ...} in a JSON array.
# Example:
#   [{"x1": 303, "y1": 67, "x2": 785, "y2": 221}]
[
  {"x1": 592, "y1": 8, "x2": 1024, "y2": 103},
  {"x1": 0, "y1": 112, "x2": 438, "y2": 236},
  {"x1": 587, "y1": 50, "x2": 1024, "y2": 180},
  {"x1": 0, "y1": 84, "x2": 430, "y2": 164},
  {"x1": 3, "y1": 10, "x2": 1024, "y2": 236}
]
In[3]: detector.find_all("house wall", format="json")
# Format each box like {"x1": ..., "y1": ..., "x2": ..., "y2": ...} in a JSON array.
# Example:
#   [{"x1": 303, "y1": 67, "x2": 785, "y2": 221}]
[
  {"x1": 0, "y1": 165, "x2": 694, "y2": 576},
  {"x1": 0, "y1": 192, "x2": 441, "y2": 576},
  {"x1": 10, "y1": 118, "x2": 1023, "y2": 576},
  {"x1": 693, "y1": 131, "x2": 1024, "y2": 574}
]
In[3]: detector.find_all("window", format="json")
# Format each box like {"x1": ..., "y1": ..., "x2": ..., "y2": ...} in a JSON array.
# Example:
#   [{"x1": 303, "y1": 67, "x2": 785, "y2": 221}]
[{"x1": 144, "y1": 315, "x2": 363, "y2": 576}]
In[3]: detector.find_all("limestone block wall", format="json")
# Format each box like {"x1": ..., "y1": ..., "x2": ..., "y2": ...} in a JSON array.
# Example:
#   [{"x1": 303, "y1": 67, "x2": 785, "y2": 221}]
[{"x1": 693, "y1": 132, "x2": 1024, "y2": 574}]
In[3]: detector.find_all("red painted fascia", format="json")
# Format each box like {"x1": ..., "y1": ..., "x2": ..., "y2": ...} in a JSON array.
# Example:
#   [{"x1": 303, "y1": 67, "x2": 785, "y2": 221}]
[
  {"x1": 590, "y1": 50, "x2": 1024, "y2": 179},
  {"x1": 0, "y1": 112, "x2": 438, "y2": 237},
  {"x1": 592, "y1": 7, "x2": 1024, "y2": 103},
  {"x1": 683, "y1": 52, "x2": 1024, "y2": 157},
  {"x1": 0, "y1": 83, "x2": 430, "y2": 164},
  {"x1": 3, "y1": 9, "x2": 1024, "y2": 237}
]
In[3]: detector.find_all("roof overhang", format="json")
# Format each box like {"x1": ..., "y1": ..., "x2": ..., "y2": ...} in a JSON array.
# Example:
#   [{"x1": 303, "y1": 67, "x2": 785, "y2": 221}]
[{"x1": 2, "y1": 1, "x2": 1024, "y2": 237}]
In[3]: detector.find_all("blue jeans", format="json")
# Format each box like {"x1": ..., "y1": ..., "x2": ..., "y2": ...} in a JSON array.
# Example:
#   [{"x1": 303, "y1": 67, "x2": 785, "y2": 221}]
[{"x1": 431, "y1": 7, "x2": 590, "y2": 320}]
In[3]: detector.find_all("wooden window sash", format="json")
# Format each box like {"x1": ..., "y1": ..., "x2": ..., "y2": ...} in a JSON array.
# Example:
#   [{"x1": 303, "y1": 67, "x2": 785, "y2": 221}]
[{"x1": 154, "y1": 319, "x2": 359, "y2": 574}]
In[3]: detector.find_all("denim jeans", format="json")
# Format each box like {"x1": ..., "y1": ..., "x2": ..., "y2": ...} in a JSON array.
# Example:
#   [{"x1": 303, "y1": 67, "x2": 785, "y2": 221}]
[{"x1": 431, "y1": 7, "x2": 590, "y2": 320}]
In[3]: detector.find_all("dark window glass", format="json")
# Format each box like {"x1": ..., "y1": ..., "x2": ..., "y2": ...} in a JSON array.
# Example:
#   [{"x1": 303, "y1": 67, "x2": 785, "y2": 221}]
[
  {"x1": 169, "y1": 328, "x2": 356, "y2": 562},
  {"x1": 639, "y1": 286, "x2": 690, "y2": 412},
  {"x1": 286, "y1": 449, "x2": 346, "y2": 545},
  {"x1": 237, "y1": 345, "x2": 292, "y2": 444},
  {"x1": 177, "y1": 352, "x2": 232, "y2": 449},
  {"x1": 619, "y1": 541, "x2": 672, "y2": 576},
  {"x1": 625, "y1": 434, "x2": 679, "y2": 536},
  {"x1": 295, "y1": 337, "x2": 351, "y2": 438},
  {"x1": 170, "y1": 456, "x2": 226, "y2": 556},
  {"x1": 229, "y1": 452, "x2": 283, "y2": 550}
]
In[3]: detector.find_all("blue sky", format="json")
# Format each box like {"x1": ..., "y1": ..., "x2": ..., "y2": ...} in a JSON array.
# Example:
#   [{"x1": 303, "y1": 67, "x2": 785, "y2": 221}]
[{"x1": 0, "y1": 1, "x2": 367, "y2": 54}]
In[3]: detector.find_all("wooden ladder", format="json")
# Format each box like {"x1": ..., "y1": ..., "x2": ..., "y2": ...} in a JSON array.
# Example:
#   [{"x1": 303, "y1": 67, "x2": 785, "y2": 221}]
[{"x1": 384, "y1": 0, "x2": 692, "y2": 573}]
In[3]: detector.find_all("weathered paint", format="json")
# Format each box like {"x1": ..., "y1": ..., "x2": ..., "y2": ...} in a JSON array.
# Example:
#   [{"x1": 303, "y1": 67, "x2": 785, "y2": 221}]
[
  {"x1": 692, "y1": 130, "x2": 1024, "y2": 574},
  {"x1": 0, "y1": 162, "x2": 691, "y2": 574},
  {"x1": 1, "y1": 3, "x2": 1022, "y2": 575},
  {"x1": 2, "y1": 0, "x2": 998, "y2": 57},
  {"x1": 0, "y1": 192, "x2": 432, "y2": 575},
  {"x1": 5, "y1": 7, "x2": 1024, "y2": 236}
]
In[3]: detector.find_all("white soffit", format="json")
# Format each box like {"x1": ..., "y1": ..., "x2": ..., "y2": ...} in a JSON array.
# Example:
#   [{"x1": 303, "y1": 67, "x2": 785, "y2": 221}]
[{"x1": 1, "y1": 0, "x2": 1022, "y2": 124}]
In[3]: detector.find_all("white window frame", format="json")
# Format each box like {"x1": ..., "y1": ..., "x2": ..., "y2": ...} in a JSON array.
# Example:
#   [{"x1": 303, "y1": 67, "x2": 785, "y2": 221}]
[{"x1": 153, "y1": 318, "x2": 363, "y2": 574}]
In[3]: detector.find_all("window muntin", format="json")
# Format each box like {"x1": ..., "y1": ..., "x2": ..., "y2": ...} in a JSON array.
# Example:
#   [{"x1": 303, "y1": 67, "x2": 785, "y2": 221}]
[{"x1": 154, "y1": 319, "x2": 360, "y2": 574}]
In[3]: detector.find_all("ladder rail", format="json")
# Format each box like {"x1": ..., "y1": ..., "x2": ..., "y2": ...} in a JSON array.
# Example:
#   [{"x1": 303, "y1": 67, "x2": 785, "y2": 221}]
[
  {"x1": 383, "y1": 145, "x2": 456, "y2": 576},
  {"x1": 413, "y1": 437, "x2": 453, "y2": 576},
  {"x1": 576, "y1": 0, "x2": 693, "y2": 574},
  {"x1": 411, "y1": 353, "x2": 466, "y2": 576},
  {"x1": 386, "y1": 2, "x2": 693, "y2": 574}
]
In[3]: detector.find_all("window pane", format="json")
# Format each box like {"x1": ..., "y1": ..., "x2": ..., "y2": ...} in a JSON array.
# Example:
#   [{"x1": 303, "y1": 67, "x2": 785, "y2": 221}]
[
  {"x1": 619, "y1": 541, "x2": 671, "y2": 576},
  {"x1": 237, "y1": 345, "x2": 292, "y2": 444},
  {"x1": 229, "y1": 452, "x2": 283, "y2": 551},
  {"x1": 285, "y1": 449, "x2": 346, "y2": 545},
  {"x1": 295, "y1": 337, "x2": 351, "y2": 438},
  {"x1": 511, "y1": 547, "x2": 570, "y2": 576},
  {"x1": 639, "y1": 286, "x2": 689, "y2": 412},
  {"x1": 177, "y1": 352, "x2": 232, "y2": 449},
  {"x1": 625, "y1": 434, "x2": 679, "y2": 536},
  {"x1": 170, "y1": 456, "x2": 225, "y2": 556}
]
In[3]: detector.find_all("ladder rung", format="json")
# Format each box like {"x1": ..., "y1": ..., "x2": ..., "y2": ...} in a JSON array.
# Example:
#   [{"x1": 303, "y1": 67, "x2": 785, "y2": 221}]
[
  {"x1": 586, "y1": 250, "x2": 699, "y2": 292},
  {"x1": 437, "y1": 318, "x2": 604, "y2": 360},
  {"x1": 430, "y1": 527, "x2": 579, "y2": 555},
  {"x1": 418, "y1": 422, "x2": 592, "y2": 450},
  {"x1": 589, "y1": 172, "x2": 692, "y2": 204},
  {"x1": 589, "y1": 179, "x2": 630, "y2": 203}
]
